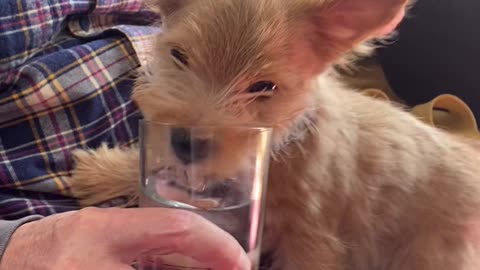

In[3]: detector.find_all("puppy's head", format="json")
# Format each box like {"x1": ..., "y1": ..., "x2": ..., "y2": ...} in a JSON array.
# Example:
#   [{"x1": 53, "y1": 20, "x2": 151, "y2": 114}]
[{"x1": 134, "y1": 0, "x2": 407, "y2": 191}]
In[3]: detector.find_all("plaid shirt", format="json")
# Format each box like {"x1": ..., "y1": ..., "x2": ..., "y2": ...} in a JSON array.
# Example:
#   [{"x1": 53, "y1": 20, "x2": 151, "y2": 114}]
[{"x1": 0, "y1": 0, "x2": 160, "y2": 220}]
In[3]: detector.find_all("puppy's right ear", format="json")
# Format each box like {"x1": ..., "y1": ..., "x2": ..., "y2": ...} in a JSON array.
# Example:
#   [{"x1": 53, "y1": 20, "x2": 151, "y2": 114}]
[{"x1": 145, "y1": 0, "x2": 191, "y2": 19}]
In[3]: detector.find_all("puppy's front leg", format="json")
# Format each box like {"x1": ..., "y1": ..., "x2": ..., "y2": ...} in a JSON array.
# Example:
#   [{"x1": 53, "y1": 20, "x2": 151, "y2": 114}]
[{"x1": 67, "y1": 144, "x2": 141, "y2": 207}]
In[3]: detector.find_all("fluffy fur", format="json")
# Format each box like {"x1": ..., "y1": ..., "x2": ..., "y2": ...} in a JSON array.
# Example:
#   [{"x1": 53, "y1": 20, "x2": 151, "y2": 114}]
[{"x1": 67, "y1": 0, "x2": 480, "y2": 269}]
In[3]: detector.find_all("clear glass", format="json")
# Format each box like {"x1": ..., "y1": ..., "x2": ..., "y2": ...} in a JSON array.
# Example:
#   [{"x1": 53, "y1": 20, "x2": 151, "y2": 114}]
[{"x1": 135, "y1": 120, "x2": 272, "y2": 270}]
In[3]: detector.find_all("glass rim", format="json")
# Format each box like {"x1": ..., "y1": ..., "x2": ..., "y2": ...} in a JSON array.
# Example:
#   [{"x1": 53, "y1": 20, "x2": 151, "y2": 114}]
[{"x1": 139, "y1": 119, "x2": 274, "y2": 132}]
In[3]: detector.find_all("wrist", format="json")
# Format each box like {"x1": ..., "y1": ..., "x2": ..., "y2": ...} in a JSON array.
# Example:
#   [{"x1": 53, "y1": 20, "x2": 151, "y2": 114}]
[{"x1": 0, "y1": 216, "x2": 44, "y2": 270}]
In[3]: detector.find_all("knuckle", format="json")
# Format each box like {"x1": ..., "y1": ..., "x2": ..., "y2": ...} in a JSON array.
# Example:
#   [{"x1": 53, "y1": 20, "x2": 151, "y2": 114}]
[
  {"x1": 71, "y1": 207, "x2": 108, "y2": 233},
  {"x1": 171, "y1": 210, "x2": 197, "y2": 233},
  {"x1": 168, "y1": 210, "x2": 199, "y2": 248},
  {"x1": 78, "y1": 206, "x2": 104, "y2": 216},
  {"x1": 75, "y1": 207, "x2": 98, "y2": 223}
]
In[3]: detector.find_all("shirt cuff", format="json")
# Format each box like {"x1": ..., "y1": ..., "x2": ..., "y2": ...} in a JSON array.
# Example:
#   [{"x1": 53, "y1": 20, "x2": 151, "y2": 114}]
[{"x1": 0, "y1": 215, "x2": 44, "y2": 257}]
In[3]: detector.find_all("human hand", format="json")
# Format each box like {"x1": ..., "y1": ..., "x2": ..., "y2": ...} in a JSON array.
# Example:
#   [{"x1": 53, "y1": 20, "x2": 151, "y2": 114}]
[{"x1": 0, "y1": 207, "x2": 250, "y2": 270}]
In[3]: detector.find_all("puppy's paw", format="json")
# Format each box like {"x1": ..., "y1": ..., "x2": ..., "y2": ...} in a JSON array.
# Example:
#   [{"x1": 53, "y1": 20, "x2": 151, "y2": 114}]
[{"x1": 66, "y1": 144, "x2": 141, "y2": 207}]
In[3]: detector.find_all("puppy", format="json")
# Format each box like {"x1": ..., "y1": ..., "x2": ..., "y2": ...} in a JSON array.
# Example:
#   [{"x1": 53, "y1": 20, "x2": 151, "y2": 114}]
[{"x1": 68, "y1": 0, "x2": 480, "y2": 269}]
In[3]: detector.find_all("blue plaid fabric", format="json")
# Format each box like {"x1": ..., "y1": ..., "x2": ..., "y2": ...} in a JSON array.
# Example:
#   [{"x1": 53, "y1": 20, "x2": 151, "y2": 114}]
[{"x1": 0, "y1": 0, "x2": 160, "y2": 220}]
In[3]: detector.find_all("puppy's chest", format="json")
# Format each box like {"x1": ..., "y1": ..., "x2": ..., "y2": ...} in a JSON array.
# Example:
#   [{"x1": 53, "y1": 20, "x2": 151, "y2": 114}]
[
  {"x1": 261, "y1": 150, "x2": 363, "y2": 263},
  {"x1": 262, "y1": 160, "x2": 336, "y2": 241}
]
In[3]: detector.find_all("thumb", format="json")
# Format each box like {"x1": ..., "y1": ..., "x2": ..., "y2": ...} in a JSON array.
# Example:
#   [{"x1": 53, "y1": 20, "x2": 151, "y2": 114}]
[{"x1": 103, "y1": 208, "x2": 251, "y2": 270}]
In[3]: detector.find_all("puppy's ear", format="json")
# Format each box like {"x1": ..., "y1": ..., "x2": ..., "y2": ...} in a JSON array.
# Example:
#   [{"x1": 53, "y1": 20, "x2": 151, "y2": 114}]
[
  {"x1": 306, "y1": 0, "x2": 409, "y2": 59},
  {"x1": 145, "y1": 0, "x2": 191, "y2": 19}
]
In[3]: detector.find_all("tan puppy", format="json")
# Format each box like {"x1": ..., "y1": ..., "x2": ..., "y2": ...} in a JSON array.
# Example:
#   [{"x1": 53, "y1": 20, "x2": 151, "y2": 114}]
[{"x1": 68, "y1": 0, "x2": 480, "y2": 269}]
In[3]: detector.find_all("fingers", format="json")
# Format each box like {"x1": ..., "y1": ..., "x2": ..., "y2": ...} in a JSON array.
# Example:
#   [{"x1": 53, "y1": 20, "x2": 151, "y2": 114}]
[
  {"x1": 103, "y1": 208, "x2": 250, "y2": 270},
  {"x1": 169, "y1": 219, "x2": 251, "y2": 270}
]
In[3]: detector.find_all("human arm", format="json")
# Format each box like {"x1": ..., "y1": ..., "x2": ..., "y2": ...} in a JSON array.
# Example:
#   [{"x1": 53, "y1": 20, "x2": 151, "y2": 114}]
[{"x1": 0, "y1": 208, "x2": 250, "y2": 270}]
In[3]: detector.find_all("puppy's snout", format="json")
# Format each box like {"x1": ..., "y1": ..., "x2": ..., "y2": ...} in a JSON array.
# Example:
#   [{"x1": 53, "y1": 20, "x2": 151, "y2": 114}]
[{"x1": 171, "y1": 128, "x2": 211, "y2": 164}]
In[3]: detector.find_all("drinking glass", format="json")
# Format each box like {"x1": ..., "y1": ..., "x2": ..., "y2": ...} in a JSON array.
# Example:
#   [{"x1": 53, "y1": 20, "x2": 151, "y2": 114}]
[{"x1": 135, "y1": 120, "x2": 272, "y2": 270}]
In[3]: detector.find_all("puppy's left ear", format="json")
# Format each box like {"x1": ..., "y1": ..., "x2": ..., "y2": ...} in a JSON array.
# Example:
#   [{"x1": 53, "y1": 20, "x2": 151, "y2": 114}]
[{"x1": 307, "y1": 0, "x2": 409, "y2": 58}]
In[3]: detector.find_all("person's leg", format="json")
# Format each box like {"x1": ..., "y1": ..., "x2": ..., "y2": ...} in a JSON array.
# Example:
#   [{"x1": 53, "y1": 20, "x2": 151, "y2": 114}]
[{"x1": 377, "y1": 0, "x2": 480, "y2": 124}]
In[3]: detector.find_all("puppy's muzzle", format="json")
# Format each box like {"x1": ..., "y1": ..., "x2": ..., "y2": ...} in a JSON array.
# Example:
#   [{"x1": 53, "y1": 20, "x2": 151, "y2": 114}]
[{"x1": 171, "y1": 128, "x2": 211, "y2": 164}]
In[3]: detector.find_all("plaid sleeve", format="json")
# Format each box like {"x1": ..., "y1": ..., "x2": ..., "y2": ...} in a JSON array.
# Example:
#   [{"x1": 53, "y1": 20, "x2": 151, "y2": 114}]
[
  {"x1": 0, "y1": 0, "x2": 159, "y2": 74},
  {"x1": 0, "y1": 0, "x2": 160, "y2": 220},
  {"x1": 0, "y1": 0, "x2": 93, "y2": 72}
]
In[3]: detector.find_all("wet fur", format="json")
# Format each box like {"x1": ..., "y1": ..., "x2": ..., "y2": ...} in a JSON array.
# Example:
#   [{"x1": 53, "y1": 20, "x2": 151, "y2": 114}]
[{"x1": 67, "y1": 0, "x2": 480, "y2": 269}]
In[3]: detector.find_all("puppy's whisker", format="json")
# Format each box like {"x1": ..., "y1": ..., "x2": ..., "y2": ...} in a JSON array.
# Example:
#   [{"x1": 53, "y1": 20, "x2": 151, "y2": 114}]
[
  {"x1": 215, "y1": 66, "x2": 254, "y2": 105},
  {"x1": 273, "y1": 107, "x2": 316, "y2": 125}
]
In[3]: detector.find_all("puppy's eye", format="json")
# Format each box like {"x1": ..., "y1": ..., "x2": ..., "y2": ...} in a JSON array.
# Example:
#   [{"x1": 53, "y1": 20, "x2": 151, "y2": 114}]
[
  {"x1": 247, "y1": 81, "x2": 277, "y2": 94},
  {"x1": 171, "y1": 48, "x2": 189, "y2": 66}
]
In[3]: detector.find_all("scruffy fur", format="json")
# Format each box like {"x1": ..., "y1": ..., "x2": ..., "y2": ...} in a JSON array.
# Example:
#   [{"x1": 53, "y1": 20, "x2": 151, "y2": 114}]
[{"x1": 67, "y1": 0, "x2": 480, "y2": 269}]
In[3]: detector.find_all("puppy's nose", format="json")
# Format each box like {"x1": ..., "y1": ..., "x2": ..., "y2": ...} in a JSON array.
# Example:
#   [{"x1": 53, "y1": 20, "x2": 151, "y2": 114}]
[{"x1": 171, "y1": 128, "x2": 211, "y2": 164}]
